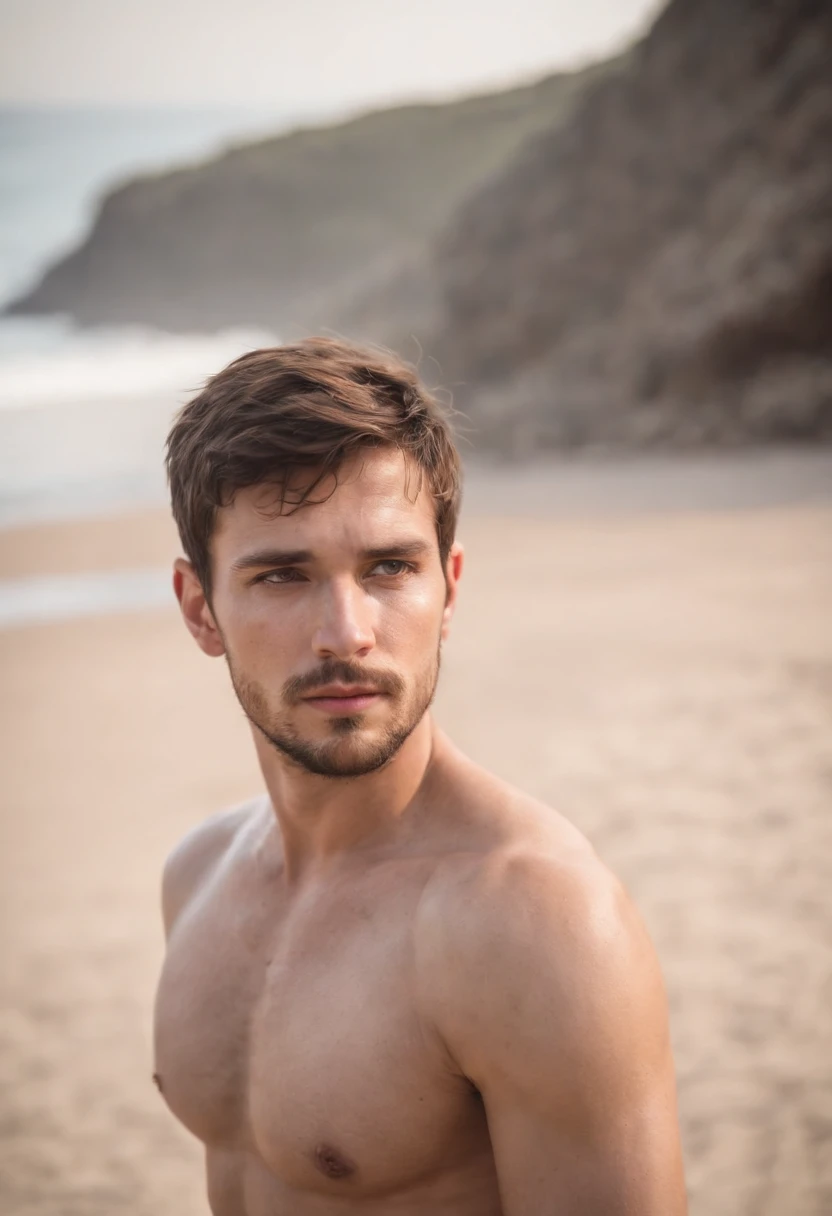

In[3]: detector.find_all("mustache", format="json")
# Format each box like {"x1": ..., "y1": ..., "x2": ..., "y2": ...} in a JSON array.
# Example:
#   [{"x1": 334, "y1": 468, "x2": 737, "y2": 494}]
[{"x1": 283, "y1": 658, "x2": 406, "y2": 703}]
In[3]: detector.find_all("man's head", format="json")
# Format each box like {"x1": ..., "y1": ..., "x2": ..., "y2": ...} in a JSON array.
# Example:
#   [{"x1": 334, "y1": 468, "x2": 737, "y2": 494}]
[{"x1": 167, "y1": 337, "x2": 463, "y2": 779}]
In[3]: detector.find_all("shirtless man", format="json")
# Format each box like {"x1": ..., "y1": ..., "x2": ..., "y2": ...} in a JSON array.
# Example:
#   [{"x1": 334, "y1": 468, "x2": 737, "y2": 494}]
[{"x1": 155, "y1": 337, "x2": 687, "y2": 1215}]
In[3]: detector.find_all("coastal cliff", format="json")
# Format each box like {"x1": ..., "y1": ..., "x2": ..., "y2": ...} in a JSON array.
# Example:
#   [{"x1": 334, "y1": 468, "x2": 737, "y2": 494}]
[
  {"x1": 8, "y1": 0, "x2": 831, "y2": 448},
  {"x1": 424, "y1": 0, "x2": 832, "y2": 447},
  {"x1": 6, "y1": 67, "x2": 602, "y2": 334}
]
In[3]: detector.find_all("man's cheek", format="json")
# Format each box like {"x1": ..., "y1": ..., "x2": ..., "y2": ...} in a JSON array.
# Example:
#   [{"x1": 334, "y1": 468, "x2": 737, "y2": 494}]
[
  {"x1": 391, "y1": 584, "x2": 444, "y2": 631},
  {"x1": 235, "y1": 608, "x2": 295, "y2": 651}
]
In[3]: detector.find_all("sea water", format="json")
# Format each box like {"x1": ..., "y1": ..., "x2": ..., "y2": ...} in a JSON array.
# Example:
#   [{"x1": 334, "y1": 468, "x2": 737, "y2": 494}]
[
  {"x1": 0, "y1": 106, "x2": 286, "y2": 526},
  {"x1": 0, "y1": 106, "x2": 290, "y2": 622}
]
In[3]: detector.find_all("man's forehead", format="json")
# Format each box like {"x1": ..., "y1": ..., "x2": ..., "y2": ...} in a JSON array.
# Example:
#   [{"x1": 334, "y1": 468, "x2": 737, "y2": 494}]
[{"x1": 214, "y1": 448, "x2": 435, "y2": 546}]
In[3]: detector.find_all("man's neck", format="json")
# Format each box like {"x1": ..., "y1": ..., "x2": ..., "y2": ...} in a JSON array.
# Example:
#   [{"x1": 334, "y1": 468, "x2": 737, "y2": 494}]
[{"x1": 254, "y1": 715, "x2": 437, "y2": 881}]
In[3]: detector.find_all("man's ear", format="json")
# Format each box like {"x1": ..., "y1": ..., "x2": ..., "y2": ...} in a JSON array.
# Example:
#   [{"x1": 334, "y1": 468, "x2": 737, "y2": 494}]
[
  {"x1": 441, "y1": 543, "x2": 464, "y2": 640},
  {"x1": 173, "y1": 558, "x2": 225, "y2": 657}
]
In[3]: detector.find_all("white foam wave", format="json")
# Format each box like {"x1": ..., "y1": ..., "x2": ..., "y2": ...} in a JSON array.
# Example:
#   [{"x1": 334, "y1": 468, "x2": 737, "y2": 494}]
[{"x1": 0, "y1": 320, "x2": 279, "y2": 410}]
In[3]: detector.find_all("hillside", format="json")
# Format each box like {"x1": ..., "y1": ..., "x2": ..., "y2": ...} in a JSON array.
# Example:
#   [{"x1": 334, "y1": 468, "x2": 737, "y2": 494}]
[
  {"x1": 11, "y1": 0, "x2": 829, "y2": 449},
  {"x1": 422, "y1": 0, "x2": 832, "y2": 448},
  {"x1": 5, "y1": 66, "x2": 606, "y2": 333}
]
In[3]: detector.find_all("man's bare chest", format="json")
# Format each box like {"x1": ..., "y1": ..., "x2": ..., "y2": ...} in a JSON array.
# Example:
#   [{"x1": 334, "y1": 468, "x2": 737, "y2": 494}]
[{"x1": 153, "y1": 861, "x2": 485, "y2": 1198}]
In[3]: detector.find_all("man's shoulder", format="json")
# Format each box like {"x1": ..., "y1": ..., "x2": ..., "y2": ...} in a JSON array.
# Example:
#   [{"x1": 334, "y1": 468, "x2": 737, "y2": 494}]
[
  {"x1": 424, "y1": 787, "x2": 626, "y2": 968},
  {"x1": 433, "y1": 755, "x2": 613, "y2": 921},
  {"x1": 418, "y1": 771, "x2": 655, "y2": 1046},
  {"x1": 160, "y1": 797, "x2": 265, "y2": 937}
]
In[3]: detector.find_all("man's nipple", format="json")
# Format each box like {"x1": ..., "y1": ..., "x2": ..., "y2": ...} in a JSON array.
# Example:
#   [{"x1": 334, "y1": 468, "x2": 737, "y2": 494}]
[{"x1": 314, "y1": 1142, "x2": 356, "y2": 1180}]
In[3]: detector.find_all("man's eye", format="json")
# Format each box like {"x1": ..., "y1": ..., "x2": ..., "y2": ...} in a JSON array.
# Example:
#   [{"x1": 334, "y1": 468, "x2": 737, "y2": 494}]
[
  {"x1": 257, "y1": 569, "x2": 303, "y2": 585},
  {"x1": 370, "y1": 559, "x2": 411, "y2": 577}
]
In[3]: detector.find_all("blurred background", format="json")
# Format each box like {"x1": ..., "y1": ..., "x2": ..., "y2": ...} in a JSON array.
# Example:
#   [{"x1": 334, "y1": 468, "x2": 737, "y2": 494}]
[{"x1": 1, "y1": 1, "x2": 830, "y2": 1213}]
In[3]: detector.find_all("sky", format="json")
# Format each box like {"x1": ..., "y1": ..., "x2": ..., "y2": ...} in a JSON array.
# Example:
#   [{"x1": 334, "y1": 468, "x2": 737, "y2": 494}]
[{"x1": 1, "y1": 0, "x2": 664, "y2": 115}]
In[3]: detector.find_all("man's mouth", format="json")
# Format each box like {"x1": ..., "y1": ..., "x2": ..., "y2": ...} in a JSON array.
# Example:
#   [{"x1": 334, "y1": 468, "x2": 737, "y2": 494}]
[{"x1": 301, "y1": 685, "x2": 385, "y2": 715}]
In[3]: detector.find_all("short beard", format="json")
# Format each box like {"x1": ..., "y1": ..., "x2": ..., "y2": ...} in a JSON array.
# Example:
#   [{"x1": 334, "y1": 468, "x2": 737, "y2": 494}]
[{"x1": 227, "y1": 651, "x2": 440, "y2": 779}]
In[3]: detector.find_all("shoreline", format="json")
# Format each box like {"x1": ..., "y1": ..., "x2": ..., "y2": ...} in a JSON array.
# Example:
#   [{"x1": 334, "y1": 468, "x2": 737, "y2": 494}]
[
  {"x1": 2, "y1": 442, "x2": 831, "y2": 532},
  {"x1": 1, "y1": 447, "x2": 830, "y2": 628}
]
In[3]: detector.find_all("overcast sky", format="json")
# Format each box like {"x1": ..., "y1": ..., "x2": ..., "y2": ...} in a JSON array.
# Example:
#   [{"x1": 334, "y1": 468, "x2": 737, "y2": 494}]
[{"x1": 1, "y1": 0, "x2": 663, "y2": 114}]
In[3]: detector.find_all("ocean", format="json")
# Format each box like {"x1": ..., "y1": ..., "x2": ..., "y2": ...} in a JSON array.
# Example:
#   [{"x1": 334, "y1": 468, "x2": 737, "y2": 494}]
[{"x1": 0, "y1": 106, "x2": 287, "y2": 527}]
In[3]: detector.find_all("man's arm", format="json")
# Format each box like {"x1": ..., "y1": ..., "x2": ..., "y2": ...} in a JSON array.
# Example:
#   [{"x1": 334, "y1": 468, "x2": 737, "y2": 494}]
[{"x1": 419, "y1": 849, "x2": 687, "y2": 1215}]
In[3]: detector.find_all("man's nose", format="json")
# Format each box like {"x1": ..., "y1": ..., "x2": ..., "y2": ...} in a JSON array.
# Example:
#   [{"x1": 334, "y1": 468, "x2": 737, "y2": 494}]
[{"x1": 312, "y1": 578, "x2": 376, "y2": 660}]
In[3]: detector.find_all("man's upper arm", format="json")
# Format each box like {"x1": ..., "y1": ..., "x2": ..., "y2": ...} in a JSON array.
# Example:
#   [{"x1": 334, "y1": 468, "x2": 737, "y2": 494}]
[{"x1": 420, "y1": 850, "x2": 687, "y2": 1216}]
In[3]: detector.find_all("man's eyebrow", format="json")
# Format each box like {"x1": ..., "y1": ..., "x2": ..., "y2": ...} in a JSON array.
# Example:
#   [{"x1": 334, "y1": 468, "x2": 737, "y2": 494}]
[
  {"x1": 362, "y1": 539, "x2": 432, "y2": 561},
  {"x1": 231, "y1": 548, "x2": 313, "y2": 571},
  {"x1": 231, "y1": 539, "x2": 432, "y2": 572}
]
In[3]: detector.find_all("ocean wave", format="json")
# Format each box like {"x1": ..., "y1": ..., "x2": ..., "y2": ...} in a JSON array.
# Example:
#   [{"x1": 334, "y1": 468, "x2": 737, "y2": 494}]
[{"x1": 0, "y1": 319, "x2": 278, "y2": 409}]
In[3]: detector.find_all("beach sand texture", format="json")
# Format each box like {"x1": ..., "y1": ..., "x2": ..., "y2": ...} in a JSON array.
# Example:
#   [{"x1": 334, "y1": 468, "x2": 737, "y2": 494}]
[{"x1": 1, "y1": 477, "x2": 831, "y2": 1215}]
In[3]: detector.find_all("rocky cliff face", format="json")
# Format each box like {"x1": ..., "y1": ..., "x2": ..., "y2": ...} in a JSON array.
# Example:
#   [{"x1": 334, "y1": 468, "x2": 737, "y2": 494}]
[
  {"x1": 10, "y1": 0, "x2": 829, "y2": 448},
  {"x1": 5, "y1": 68, "x2": 600, "y2": 334},
  {"x1": 429, "y1": 0, "x2": 832, "y2": 447}
]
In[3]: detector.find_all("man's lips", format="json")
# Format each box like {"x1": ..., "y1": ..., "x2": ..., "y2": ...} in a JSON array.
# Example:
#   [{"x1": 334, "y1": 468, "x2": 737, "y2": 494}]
[{"x1": 301, "y1": 686, "x2": 386, "y2": 715}]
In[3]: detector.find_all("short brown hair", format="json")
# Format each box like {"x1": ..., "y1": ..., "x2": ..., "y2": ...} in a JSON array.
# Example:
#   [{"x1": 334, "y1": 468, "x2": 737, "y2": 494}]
[{"x1": 166, "y1": 337, "x2": 462, "y2": 594}]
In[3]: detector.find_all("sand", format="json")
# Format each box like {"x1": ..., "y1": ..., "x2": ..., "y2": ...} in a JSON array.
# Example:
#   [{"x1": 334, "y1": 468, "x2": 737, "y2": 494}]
[{"x1": 1, "y1": 462, "x2": 831, "y2": 1215}]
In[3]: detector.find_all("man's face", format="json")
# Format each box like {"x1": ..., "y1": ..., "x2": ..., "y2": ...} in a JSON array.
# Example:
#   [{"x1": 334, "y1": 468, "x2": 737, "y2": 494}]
[{"x1": 176, "y1": 447, "x2": 461, "y2": 778}]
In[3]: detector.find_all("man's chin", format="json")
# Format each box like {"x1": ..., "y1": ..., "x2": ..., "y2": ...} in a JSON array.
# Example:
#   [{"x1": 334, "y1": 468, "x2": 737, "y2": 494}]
[{"x1": 261, "y1": 725, "x2": 408, "y2": 779}]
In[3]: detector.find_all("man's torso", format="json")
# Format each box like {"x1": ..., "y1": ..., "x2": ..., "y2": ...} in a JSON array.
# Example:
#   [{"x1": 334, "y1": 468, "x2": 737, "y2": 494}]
[{"x1": 154, "y1": 754, "x2": 591, "y2": 1214}]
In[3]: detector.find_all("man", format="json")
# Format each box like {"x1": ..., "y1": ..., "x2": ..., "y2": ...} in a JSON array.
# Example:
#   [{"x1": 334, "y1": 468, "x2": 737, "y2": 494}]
[{"x1": 155, "y1": 337, "x2": 687, "y2": 1215}]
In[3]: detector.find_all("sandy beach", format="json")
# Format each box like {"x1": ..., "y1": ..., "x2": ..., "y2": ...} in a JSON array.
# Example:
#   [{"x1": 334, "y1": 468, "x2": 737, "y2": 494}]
[{"x1": 1, "y1": 457, "x2": 831, "y2": 1216}]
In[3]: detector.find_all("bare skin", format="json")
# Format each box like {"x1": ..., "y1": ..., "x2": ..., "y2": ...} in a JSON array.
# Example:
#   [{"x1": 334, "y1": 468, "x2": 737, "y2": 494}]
[{"x1": 155, "y1": 447, "x2": 687, "y2": 1214}]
